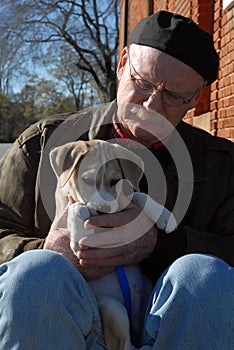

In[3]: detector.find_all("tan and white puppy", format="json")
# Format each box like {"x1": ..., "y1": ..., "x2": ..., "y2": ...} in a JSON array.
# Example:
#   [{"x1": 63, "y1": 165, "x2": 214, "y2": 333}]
[{"x1": 50, "y1": 140, "x2": 177, "y2": 350}]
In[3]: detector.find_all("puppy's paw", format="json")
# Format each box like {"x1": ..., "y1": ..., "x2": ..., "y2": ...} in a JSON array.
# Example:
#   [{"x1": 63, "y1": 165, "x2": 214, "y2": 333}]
[
  {"x1": 70, "y1": 240, "x2": 80, "y2": 253},
  {"x1": 68, "y1": 202, "x2": 91, "y2": 222},
  {"x1": 68, "y1": 202, "x2": 94, "y2": 252},
  {"x1": 157, "y1": 207, "x2": 177, "y2": 233},
  {"x1": 98, "y1": 296, "x2": 133, "y2": 350},
  {"x1": 133, "y1": 192, "x2": 177, "y2": 233}
]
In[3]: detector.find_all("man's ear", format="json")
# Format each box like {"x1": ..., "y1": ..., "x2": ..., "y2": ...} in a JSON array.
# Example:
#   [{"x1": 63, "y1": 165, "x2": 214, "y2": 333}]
[
  {"x1": 50, "y1": 141, "x2": 91, "y2": 187},
  {"x1": 190, "y1": 82, "x2": 207, "y2": 108},
  {"x1": 117, "y1": 47, "x2": 129, "y2": 80}
]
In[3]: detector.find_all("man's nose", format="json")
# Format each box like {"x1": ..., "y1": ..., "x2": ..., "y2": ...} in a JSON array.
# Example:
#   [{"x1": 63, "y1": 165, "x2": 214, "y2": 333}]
[{"x1": 143, "y1": 91, "x2": 164, "y2": 113}]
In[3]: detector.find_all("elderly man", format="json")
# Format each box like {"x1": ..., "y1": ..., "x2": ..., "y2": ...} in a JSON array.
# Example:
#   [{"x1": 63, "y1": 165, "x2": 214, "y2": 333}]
[{"x1": 0, "y1": 10, "x2": 233, "y2": 350}]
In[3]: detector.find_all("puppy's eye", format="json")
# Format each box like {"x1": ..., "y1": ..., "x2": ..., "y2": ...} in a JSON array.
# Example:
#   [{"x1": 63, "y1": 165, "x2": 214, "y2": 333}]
[
  {"x1": 110, "y1": 178, "x2": 120, "y2": 187},
  {"x1": 82, "y1": 177, "x2": 94, "y2": 186}
]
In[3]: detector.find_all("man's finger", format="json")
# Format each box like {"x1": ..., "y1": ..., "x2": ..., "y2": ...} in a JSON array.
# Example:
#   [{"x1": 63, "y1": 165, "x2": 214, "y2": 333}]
[
  {"x1": 85, "y1": 203, "x2": 140, "y2": 228},
  {"x1": 80, "y1": 211, "x2": 154, "y2": 248}
]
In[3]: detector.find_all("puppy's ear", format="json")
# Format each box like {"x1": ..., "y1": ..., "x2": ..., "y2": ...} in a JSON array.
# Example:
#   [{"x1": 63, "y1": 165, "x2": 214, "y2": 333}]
[
  {"x1": 50, "y1": 141, "x2": 90, "y2": 187},
  {"x1": 118, "y1": 158, "x2": 143, "y2": 191},
  {"x1": 109, "y1": 144, "x2": 144, "y2": 191}
]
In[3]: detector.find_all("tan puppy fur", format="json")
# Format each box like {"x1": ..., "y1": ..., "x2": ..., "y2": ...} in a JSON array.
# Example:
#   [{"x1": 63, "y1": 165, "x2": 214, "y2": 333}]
[{"x1": 50, "y1": 140, "x2": 176, "y2": 350}]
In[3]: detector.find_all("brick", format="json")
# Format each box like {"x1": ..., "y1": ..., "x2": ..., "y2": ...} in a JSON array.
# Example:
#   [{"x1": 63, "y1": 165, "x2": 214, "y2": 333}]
[{"x1": 122, "y1": 0, "x2": 234, "y2": 138}]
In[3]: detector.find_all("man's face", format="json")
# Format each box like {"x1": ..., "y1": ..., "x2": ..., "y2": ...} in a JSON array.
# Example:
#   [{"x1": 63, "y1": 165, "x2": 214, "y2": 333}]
[{"x1": 116, "y1": 44, "x2": 205, "y2": 147}]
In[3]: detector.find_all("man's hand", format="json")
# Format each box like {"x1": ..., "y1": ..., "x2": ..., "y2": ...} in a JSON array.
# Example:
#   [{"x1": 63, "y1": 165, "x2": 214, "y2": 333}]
[
  {"x1": 43, "y1": 200, "x2": 116, "y2": 279},
  {"x1": 43, "y1": 201, "x2": 80, "y2": 269},
  {"x1": 77, "y1": 202, "x2": 158, "y2": 276},
  {"x1": 77, "y1": 227, "x2": 157, "y2": 267},
  {"x1": 44, "y1": 200, "x2": 157, "y2": 281}
]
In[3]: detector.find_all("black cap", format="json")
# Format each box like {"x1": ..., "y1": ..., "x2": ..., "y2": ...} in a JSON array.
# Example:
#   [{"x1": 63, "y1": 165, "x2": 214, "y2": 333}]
[{"x1": 129, "y1": 11, "x2": 219, "y2": 85}]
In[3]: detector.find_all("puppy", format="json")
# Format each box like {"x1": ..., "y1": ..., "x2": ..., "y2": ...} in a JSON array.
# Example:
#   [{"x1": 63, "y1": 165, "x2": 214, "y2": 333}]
[{"x1": 50, "y1": 140, "x2": 177, "y2": 350}]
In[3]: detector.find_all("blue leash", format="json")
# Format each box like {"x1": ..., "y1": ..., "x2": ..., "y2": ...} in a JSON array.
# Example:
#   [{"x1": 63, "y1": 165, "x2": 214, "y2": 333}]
[{"x1": 116, "y1": 265, "x2": 134, "y2": 344}]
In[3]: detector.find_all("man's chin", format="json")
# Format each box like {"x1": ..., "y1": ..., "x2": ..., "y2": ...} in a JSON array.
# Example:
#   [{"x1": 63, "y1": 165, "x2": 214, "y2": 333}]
[{"x1": 129, "y1": 125, "x2": 169, "y2": 146}]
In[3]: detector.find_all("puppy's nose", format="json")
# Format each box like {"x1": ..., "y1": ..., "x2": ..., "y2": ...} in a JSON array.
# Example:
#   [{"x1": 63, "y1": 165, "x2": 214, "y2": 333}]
[
  {"x1": 96, "y1": 204, "x2": 112, "y2": 214},
  {"x1": 87, "y1": 202, "x2": 112, "y2": 215}
]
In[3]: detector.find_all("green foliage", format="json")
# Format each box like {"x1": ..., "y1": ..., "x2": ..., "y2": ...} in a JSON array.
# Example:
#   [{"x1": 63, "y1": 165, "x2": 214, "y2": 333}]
[
  {"x1": 0, "y1": 81, "x2": 76, "y2": 142},
  {"x1": 0, "y1": 94, "x2": 26, "y2": 142}
]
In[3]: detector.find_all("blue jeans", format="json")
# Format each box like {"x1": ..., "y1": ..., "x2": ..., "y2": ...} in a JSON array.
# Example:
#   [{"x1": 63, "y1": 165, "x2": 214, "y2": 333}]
[{"x1": 0, "y1": 250, "x2": 233, "y2": 349}]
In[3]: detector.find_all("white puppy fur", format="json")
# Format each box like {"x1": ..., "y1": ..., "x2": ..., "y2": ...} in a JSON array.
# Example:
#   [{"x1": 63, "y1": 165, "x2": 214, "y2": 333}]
[{"x1": 50, "y1": 140, "x2": 177, "y2": 350}]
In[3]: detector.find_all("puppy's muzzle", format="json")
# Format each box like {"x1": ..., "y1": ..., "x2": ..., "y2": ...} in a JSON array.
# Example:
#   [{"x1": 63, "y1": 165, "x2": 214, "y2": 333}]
[{"x1": 87, "y1": 202, "x2": 113, "y2": 216}]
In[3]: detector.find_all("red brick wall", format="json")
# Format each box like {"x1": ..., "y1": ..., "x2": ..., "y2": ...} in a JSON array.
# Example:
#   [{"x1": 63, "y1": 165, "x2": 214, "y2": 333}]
[
  {"x1": 119, "y1": 0, "x2": 234, "y2": 141},
  {"x1": 215, "y1": 1, "x2": 234, "y2": 139}
]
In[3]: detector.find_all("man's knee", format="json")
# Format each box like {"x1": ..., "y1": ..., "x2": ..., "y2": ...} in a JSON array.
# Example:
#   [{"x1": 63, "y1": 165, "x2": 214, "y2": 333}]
[
  {"x1": 1, "y1": 250, "x2": 85, "y2": 297},
  {"x1": 161, "y1": 253, "x2": 233, "y2": 303},
  {"x1": 0, "y1": 251, "x2": 104, "y2": 348},
  {"x1": 169, "y1": 253, "x2": 231, "y2": 279},
  {"x1": 1, "y1": 249, "x2": 98, "y2": 321}
]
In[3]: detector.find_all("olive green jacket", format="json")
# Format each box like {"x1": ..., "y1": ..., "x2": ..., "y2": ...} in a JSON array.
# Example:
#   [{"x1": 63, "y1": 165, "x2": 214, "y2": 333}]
[{"x1": 0, "y1": 104, "x2": 234, "y2": 281}]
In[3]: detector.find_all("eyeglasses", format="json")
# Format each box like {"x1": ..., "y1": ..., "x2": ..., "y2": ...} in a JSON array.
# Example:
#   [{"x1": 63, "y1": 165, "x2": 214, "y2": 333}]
[{"x1": 128, "y1": 55, "x2": 199, "y2": 107}]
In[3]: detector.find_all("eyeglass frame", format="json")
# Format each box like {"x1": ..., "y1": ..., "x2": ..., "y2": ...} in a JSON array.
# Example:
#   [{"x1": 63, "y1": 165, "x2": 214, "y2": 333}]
[{"x1": 127, "y1": 52, "x2": 201, "y2": 108}]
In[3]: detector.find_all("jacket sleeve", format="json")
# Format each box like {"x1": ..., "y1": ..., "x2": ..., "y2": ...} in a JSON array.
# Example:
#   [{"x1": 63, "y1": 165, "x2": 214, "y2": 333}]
[
  {"x1": 184, "y1": 139, "x2": 234, "y2": 266},
  {"x1": 184, "y1": 169, "x2": 234, "y2": 265},
  {"x1": 0, "y1": 110, "x2": 103, "y2": 264},
  {"x1": 0, "y1": 133, "x2": 46, "y2": 264},
  {"x1": 141, "y1": 136, "x2": 234, "y2": 283}
]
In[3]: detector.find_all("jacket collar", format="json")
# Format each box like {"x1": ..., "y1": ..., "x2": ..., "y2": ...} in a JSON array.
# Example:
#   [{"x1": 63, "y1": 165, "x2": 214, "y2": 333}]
[{"x1": 88, "y1": 101, "x2": 117, "y2": 140}]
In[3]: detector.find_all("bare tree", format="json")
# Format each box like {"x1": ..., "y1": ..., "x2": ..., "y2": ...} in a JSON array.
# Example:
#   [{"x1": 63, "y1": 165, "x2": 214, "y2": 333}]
[
  {"x1": 47, "y1": 45, "x2": 97, "y2": 110},
  {"x1": 0, "y1": 0, "x2": 119, "y2": 103},
  {"x1": 0, "y1": 21, "x2": 27, "y2": 95}
]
